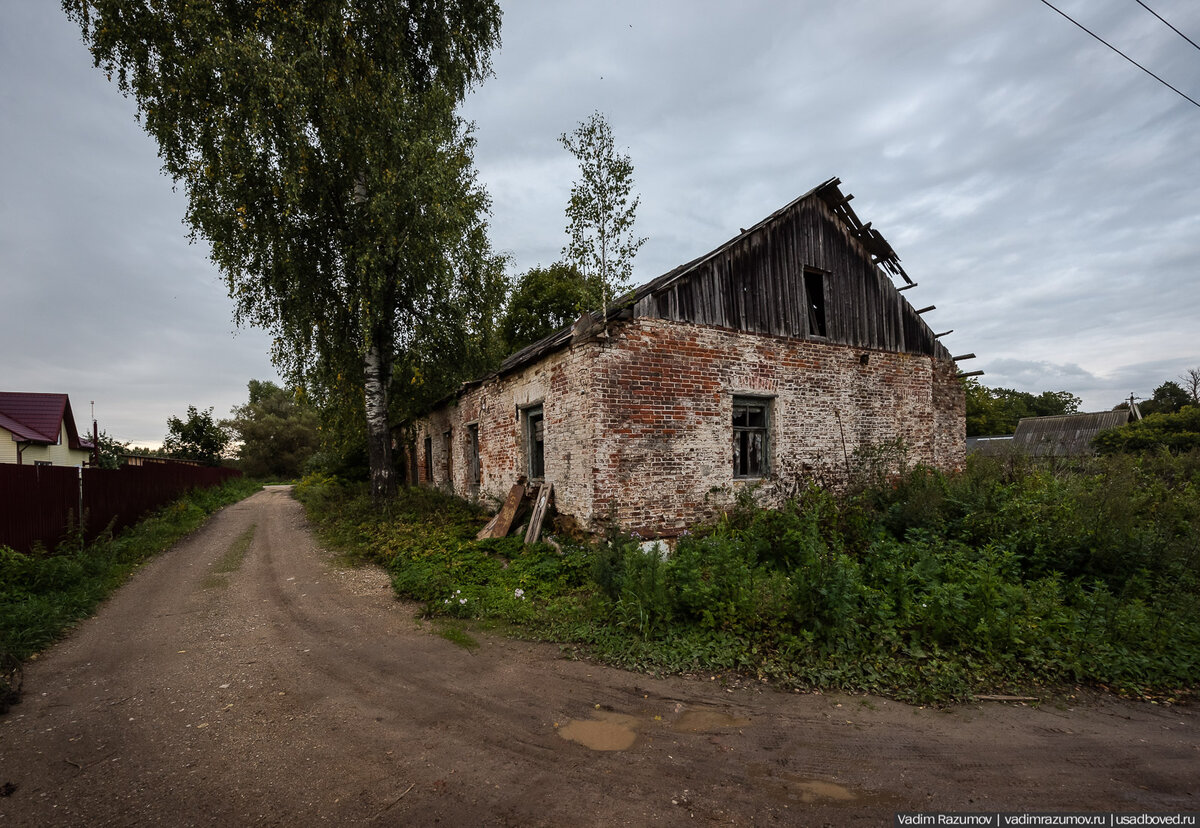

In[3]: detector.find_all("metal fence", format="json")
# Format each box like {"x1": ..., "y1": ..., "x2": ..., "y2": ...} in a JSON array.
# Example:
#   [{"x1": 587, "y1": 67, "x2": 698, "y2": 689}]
[{"x1": 0, "y1": 462, "x2": 241, "y2": 554}]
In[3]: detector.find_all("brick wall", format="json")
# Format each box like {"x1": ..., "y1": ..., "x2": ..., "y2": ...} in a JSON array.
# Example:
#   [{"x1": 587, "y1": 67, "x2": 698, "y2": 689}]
[
  {"x1": 412, "y1": 316, "x2": 965, "y2": 537},
  {"x1": 412, "y1": 340, "x2": 602, "y2": 519}
]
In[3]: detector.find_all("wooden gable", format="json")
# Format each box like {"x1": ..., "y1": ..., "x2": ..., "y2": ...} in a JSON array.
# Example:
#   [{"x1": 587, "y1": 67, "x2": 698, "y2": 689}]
[{"x1": 631, "y1": 178, "x2": 949, "y2": 359}]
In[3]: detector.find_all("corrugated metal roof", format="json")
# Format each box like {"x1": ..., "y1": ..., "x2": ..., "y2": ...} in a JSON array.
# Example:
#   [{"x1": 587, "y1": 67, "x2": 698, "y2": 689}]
[
  {"x1": 0, "y1": 392, "x2": 93, "y2": 449},
  {"x1": 1009, "y1": 410, "x2": 1132, "y2": 456}
]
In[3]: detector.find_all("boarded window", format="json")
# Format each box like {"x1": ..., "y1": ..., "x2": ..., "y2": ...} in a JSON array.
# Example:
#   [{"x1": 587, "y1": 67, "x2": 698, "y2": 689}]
[
  {"x1": 467, "y1": 423, "x2": 481, "y2": 492},
  {"x1": 525, "y1": 406, "x2": 545, "y2": 481},
  {"x1": 733, "y1": 397, "x2": 770, "y2": 478},
  {"x1": 804, "y1": 271, "x2": 827, "y2": 338},
  {"x1": 423, "y1": 436, "x2": 433, "y2": 483}
]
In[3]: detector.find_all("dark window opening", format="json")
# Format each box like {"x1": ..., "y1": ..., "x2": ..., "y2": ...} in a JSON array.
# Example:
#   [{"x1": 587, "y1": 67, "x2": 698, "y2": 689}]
[
  {"x1": 733, "y1": 397, "x2": 770, "y2": 478},
  {"x1": 467, "y1": 424, "x2": 481, "y2": 492},
  {"x1": 409, "y1": 442, "x2": 418, "y2": 486},
  {"x1": 526, "y1": 407, "x2": 545, "y2": 481},
  {"x1": 443, "y1": 430, "x2": 453, "y2": 484},
  {"x1": 423, "y1": 436, "x2": 433, "y2": 483},
  {"x1": 804, "y1": 271, "x2": 827, "y2": 338}
]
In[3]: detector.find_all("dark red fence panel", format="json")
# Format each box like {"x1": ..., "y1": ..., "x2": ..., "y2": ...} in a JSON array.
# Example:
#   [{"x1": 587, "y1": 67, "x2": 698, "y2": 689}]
[
  {"x1": 0, "y1": 465, "x2": 80, "y2": 554},
  {"x1": 0, "y1": 462, "x2": 241, "y2": 554}
]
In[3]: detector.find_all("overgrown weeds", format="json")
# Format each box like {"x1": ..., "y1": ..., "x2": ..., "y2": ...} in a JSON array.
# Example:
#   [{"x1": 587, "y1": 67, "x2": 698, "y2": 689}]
[{"x1": 295, "y1": 452, "x2": 1200, "y2": 704}]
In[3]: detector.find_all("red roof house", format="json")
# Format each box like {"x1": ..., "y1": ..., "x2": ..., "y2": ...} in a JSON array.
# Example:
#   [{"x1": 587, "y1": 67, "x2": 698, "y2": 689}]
[{"x1": 0, "y1": 392, "x2": 95, "y2": 467}]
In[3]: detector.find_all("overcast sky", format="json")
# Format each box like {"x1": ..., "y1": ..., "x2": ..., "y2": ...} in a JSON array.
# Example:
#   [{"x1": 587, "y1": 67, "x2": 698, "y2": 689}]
[{"x1": 2, "y1": 1, "x2": 1198, "y2": 446}]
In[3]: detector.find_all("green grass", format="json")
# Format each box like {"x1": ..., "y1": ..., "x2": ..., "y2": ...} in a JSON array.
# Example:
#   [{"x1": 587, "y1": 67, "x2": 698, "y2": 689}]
[
  {"x1": 295, "y1": 455, "x2": 1200, "y2": 704},
  {"x1": 435, "y1": 623, "x2": 480, "y2": 651},
  {"x1": 0, "y1": 477, "x2": 263, "y2": 662},
  {"x1": 202, "y1": 525, "x2": 256, "y2": 589}
]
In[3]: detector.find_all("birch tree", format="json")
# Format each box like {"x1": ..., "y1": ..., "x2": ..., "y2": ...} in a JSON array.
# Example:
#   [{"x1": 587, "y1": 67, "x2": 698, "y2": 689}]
[
  {"x1": 559, "y1": 112, "x2": 646, "y2": 307},
  {"x1": 64, "y1": 0, "x2": 501, "y2": 501}
]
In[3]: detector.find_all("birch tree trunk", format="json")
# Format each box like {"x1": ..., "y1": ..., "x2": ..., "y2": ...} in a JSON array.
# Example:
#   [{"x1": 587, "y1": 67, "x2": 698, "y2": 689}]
[{"x1": 363, "y1": 339, "x2": 396, "y2": 502}]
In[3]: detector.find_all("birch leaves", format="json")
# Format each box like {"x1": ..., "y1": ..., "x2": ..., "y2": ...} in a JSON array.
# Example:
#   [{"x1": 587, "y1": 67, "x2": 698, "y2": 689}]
[{"x1": 559, "y1": 112, "x2": 647, "y2": 303}]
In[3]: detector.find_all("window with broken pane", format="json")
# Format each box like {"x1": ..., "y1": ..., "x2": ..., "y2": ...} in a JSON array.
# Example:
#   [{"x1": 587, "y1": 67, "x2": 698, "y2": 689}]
[
  {"x1": 733, "y1": 398, "x2": 770, "y2": 478},
  {"x1": 467, "y1": 423, "x2": 481, "y2": 492},
  {"x1": 526, "y1": 406, "x2": 545, "y2": 481}
]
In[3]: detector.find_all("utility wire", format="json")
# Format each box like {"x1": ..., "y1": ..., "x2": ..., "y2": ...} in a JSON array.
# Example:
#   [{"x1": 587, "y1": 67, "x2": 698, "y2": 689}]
[
  {"x1": 1135, "y1": 0, "x2": 1200, "y2": 54},
  {"x1": 1039, "y1": 0, "x2": 1200, "y2": 109}
]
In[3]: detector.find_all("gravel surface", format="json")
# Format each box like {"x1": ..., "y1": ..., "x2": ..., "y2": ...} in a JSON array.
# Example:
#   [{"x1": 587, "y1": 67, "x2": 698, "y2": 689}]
[{"x1": 0, "y1": 485, "x2": 1195, "y2": 826}]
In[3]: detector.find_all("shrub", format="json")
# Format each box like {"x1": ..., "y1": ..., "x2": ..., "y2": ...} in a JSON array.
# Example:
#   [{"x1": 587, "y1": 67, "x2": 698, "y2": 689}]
[
  {"x1": 1094, "y1": 408, "x2": 1200, "y2": 454},
  {"x1": 297, "y1": 460, "x2": 1200, "y2": 703}
]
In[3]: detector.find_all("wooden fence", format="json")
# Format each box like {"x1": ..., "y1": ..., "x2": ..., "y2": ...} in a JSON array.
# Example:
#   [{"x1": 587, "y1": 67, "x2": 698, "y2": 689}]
[{"x1": 0, "y1": 462, "x2": 241, "y2": 554}]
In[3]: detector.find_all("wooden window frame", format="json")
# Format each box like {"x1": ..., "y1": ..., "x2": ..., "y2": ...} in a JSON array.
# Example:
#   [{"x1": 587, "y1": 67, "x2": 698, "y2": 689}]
[
  {"x1": 423, "y1": 436, "x2": 433, "y2": 483},
  {"x1": 466, "y1": 423, "x2": 481, "y2": 493},
  {"x1": 732, "y1": 396, "x2": 771, "y2": 479},
  {"x1": 523, "y1": 405, "x2": 545, "y2": 482}
]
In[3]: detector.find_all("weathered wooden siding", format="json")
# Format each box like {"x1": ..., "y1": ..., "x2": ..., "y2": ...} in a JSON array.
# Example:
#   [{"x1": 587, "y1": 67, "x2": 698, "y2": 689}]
[{"x1": 635, "y1": 195, "x2": 943, "y2": 358}]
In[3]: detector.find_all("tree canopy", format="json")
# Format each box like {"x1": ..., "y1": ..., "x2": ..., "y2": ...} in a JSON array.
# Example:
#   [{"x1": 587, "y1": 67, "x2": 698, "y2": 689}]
[
  {"x1": 1139, "y1": 381, "x2": 1191, "y2": 416},
  {"x1": 65, "y1": 0, "x2": 503, "y2": 500},
  {"x1": 964, "y1": 380, "x2": 1081, "y2": 437},
  {"x1": 164, "y1": 406, "x2": 230, "y2": 466},
  {"x1": 224, "y1": 380, "x2": 319, "y2": 479},
  {"x1": 93, "y1": 430, "x2": 131, "y2": 470},
  {"x1": 499, "y1": 262, "x2": 601, "y2": 354},
  {"x1": 559, "y1": 112, "x2": 646, "y2": 305},
  {"x1": 1094, "y1": 406, "x2": 1200, "y2": 454},
  {"x1": 1180, "y1": 369, "x2": 1200, "y2": 406}
]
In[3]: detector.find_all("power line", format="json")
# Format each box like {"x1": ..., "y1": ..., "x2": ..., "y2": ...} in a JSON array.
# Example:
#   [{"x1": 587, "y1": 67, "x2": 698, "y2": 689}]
[
  {"x1": 1135, "y1": 0, "x2": 1200, "y2": 54},
  {"x1": 1038, "y1": 0, "x2": 1200, "y2": 109}
]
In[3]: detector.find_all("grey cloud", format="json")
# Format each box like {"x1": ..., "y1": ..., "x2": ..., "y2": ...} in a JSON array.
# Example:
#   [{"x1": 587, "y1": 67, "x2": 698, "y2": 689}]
[{"x1": 4, "y1": 0, "x2": 1198, "y2": 444}]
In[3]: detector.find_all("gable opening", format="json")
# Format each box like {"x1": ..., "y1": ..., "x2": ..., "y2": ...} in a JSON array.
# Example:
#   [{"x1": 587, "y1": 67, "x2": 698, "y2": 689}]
[{"x1": 804, "y1": 271, "x2": 827, "y2": 338}]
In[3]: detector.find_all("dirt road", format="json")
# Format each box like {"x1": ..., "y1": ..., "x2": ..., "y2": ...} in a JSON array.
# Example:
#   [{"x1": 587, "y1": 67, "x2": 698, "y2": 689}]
[{"x1": 0, "y1": 486, "x2": 1195, "y2": 826}]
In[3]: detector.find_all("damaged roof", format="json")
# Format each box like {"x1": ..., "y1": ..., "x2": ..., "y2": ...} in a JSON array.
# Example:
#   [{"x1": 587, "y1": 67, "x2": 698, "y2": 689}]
[{"x1": 462, "y1": 177, "x2": 950, "y2": 396}]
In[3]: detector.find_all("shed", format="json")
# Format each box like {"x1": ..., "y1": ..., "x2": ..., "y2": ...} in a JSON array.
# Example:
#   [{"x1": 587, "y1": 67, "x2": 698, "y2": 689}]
[{"x1": 1008, "y1": 410, "x2": 1135, "y2": 457}]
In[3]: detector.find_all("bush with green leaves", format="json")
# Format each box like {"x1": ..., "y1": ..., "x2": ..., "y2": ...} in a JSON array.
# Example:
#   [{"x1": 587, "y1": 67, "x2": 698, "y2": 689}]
[
  {"x1": 1093, "y1": 406, "x2": 1200, "y2": 454},
  {"x1": 296, "y1": 453, "x2": 1199, "y2": 703}
]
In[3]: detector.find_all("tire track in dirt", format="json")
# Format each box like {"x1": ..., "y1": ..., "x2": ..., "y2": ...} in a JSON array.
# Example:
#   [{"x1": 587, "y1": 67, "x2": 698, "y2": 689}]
[{"x1": 1, "y1": 486, "x2": 1196, "y2": 826}]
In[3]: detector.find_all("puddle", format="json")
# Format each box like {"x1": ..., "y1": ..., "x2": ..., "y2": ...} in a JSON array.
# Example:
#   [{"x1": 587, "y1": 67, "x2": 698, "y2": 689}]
[
  {"x1": 793, "y1": 780, "x2": 856, "y2": 803},
  {"x1": 671, "y1": 709, "x2": 751, "y2": 733},
  {"x1": 557, "y1": 711, "x2": 640, "y2": 751},
  {"x1": 748, "y1": 763, "x2": 860, "y2": 805}
]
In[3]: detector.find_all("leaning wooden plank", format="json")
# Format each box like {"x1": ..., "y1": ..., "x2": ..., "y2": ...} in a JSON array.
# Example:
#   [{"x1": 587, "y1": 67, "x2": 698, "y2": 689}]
[
  {"x1": 523, "y1": 483, "x2": 553, "y2": 545},
  {"x1": 477, "y1": 480, "x2": 526, "y2": 540}
]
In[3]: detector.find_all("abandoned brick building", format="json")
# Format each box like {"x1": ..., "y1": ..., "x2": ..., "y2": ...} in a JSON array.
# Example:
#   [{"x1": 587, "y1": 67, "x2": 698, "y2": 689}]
[{"x1": 409, "y1": 178, "x2": 966, "y2": 538}]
